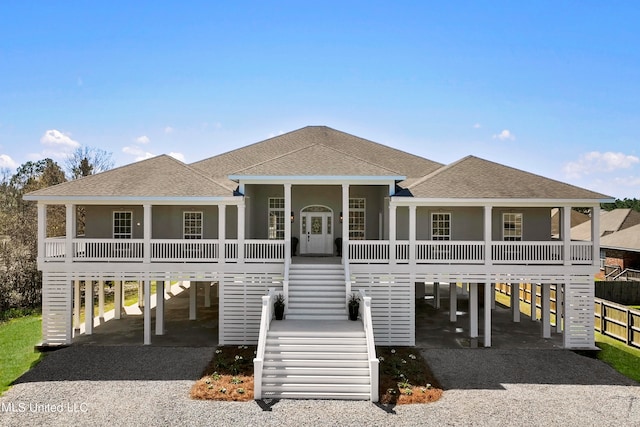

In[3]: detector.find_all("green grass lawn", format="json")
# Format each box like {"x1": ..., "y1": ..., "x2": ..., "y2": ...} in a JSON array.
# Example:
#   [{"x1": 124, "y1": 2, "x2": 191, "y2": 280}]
[
  {"x1": 0, "y1": 315, "x2": 43, "y2": 395},
  {"x1": 78, "y1": 281, "x2": 158, "y2": 323},
  {"x1": 595, "y1": 332, "x2": 640, "y2": 383}
]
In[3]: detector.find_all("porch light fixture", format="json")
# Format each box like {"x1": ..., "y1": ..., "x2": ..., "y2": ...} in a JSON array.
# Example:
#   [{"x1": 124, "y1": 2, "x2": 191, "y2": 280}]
[
  {"x1": 290, "y1": 212, "x2": 295, "y2": 223},
  {"x1": 339, "y1": 212, "x2": 343, "y2": 223}
]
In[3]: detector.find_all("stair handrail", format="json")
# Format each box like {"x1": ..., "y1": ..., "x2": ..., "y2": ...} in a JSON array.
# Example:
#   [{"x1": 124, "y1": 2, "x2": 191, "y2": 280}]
[
  {"x1": 253, "y1": 287, "x2": 275, "y2": 400},
  {"x1": 358, "y1": 289, "x2": 379, "y2": 402},
  {"x1": 344, "y1": 255, "x2": 352, "y2": 300},
  {"x1": 284, "y1": 255, "x2": 290, "y2": 310}
]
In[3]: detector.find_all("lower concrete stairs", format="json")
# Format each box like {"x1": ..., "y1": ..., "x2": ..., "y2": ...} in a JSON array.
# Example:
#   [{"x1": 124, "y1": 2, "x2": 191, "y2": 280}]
[
  {"x1": 286, "y1": 263, "x2": 347, "y2": 320},
  {"x1": 261, "y1": 320, "x2": 371, "y2": 400}
]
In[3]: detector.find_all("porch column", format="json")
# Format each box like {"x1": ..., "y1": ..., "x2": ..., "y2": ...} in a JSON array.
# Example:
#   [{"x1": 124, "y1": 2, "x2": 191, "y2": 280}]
[
  {"x1": 490, "y1": 283, "x2": 496, "y2": 309},
  {"x1": 484, "y1": 282, "x2": 492, "y2": 347},
  {"x1": 389, "y1": 203, "x2": 396, "y2": 264},
  {"x1": 143, "y1": 204, "x2": 151, "y2": 263},
  {"x1": 284, "y1": 184, "x2": 292, "y2": 264},
  {"x1": 85, "y1": 280, "x2": 94, "y2": 335},
  {"x1": 512, "y1": 283, "x2": 520, "y2": 322},
  {"x1": 204, "y1": 282, "x2": 211, "y2": 308},
  {"x1": 530, "y1": 284, "x2": 537, "y2": 321},
  {"x1": 190, "y1": 281, "x2": 197, "y2": 320},
  {"x1": 37, "y1": 203, "x2": 47, "y2": 263},
  {"x1": 156, "y1": 280, "x2": 165, "y2": 335},
  {"x1": 591, "y1": 205, "x2": 601, "y2": 266},
  {"x1": 342, "y1": 184, "x2": 349, "y2": 262},
  {"x1": 562, "y1": 206, "x2": 572, "y2": 265},
  {"x1": 138, "y1": 281, "x2": 143, "y2": 308},
  {"x1": 114, "y1": 280, "x2": 122, "y2": 320},
  {"x1": 555, "y1": 284, "x2": 563, "y2": 333},
  {"x1": 408, "y1": 205, "x2": 416, "y2": 264},
  {"x1": 469, "y1": 283, "x2": 478, "y2": 339},
  {"x1": 449, "y1": 282, "x2": 457, "y2": 322},
  {"x1": 237, "y1": 202, "x2": 245, "y2": 263},
  {"x1": 65, "y1": 204, "x2": 75, "y2": 263},
  {"x1": 98, "y1": 280, "x2": 105, "y2": 323},
  {"x1": 143, "y1": 279, "x2": 151, "y2": 345},
  {"x1": 218, "y1": 205, "x2": 226, "y2": 263},
  {"x1": 542, "y1": 284, "x2": 551, "y2": 338},
  {"x1": 484, "y1": 205, "x2": 492, "y2": 265},
  {"x1": 73, "y1": 279, "x2": 80, "y2": 331}
]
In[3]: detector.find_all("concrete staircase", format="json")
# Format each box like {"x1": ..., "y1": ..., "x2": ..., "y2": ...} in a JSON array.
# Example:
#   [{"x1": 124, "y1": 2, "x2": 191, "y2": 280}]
[
  {"x1": 261, "y1": 320, "x2": 371, "y2": 400},
  {"x1": 286, "y1": 263, "x2": 346, "y2": 320}
]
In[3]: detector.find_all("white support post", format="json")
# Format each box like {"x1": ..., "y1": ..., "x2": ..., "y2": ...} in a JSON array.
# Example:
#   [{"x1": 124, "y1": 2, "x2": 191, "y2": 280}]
[
  {"x1": 65, "y1": 204, "x2": 74, "y2": 263},
  {"x1": 389, "y1": 203, "x2": 396, "y2": 264},
  {"x1": 165, "y1": 280, "x2": 171, "y2": 297},
  {"x1": 434, "y1": 282, "x2": 441, "y2": 309},
  {"x1": 144, "y1": 280, "x2": 151, "y2": 345},
  {"x1": 85, "y1": 280, "x2": 94, "y2": 335},
  {"x1": 237, "y1": 202, "x2": 245, "y2": 263},
  {"x1": 491, "y1": 283, "x2": 496, "y2": 309},
  {"x1": 156, "y1": 280, "x2": 164, "y2": 336},
  {"x1": 562, "y1": 206, "x2": 572, "y2": 265},
  {"x1": 98, "y1": 280, "x2": 105, "y2": 323},
  {"x1": 592, "y1": 205, "x2": 600, "y2": 266},
  {"x1": 449, "y1": 282, "x2": 457, "y2": 322},
  {"x1": 342, "y1": 184, "x2": 349, "y2": 263},
  {"x1": 408, "y1": 205, "x2": 416, "y2": 264},
  {"x1": 143, "y1": 204, "x2": 151, "y2": 263},
  {"x1": 189, "y1": 281, "x2": 197, "y2": 320},
  {"x1": 484, "y1": 205, "x2": 492, "y2": 265},
  {"x1": 114, "y1": 280, "x2": 122, "y2": 320},
  {"x1": 218, "y1": 279, "x2": 225, "y2": 345},
  {"x1": 531, "y1": 284, "x2": 538, "y2": 322},
  {"x1": 542, "y1": 284, "x2": 551, "y2": 338},
  {"x1": 218, "y1": 205, "x2": 226, "y2": 263},
  {"x1": 555, "y1": 284, "x2": 563, "y2": 333},
  {"x1": 284, "y1": 184, "x2": 292, "y2": 264},
  {"x1": 138, "y1": 281, "x2": 143, "y2": 308},
  {"x1": 470, "y1": 283, "x2": 478, "y2": 339},
  {"x1": 37, "y1": 204, "x2": 46, "y2": 263},
  {"x1": 204, "y1": 282, "x2": 211, "y2": 308},
  {"x1": 483, "y1": 282, "x2": 491, "y2": 347},
  {"x1": 512, "y1": 283, "x2": 520, "y2": 322},
  {"x1": 73, "y1": 279, "x2": 80, "y2": 331}
]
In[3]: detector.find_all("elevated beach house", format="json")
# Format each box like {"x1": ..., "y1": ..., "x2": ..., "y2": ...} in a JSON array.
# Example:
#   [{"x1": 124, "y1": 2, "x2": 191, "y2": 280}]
[{"x1": 26, "y1": 126, "x2": 609, "y2": 399}]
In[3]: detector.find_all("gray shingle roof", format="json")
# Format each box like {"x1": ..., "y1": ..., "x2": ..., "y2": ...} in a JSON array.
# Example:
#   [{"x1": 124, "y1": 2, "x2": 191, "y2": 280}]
[
  {"x1": 571, "y1": 209, "x2": 640, "y2": 241},
  {"x1": 191, "y1": 126, "x2": 442, "y2": 183},
  {"x1": 600, "y1": 223, "x2": 640, "y2": 252},
  {"x1": 26, "y1": 155, "x2": 234, "y2": 199},
  {"x1": 550, "y1": 208, "x2": 590, "y2": 237},
  {"x1": 408, "y1": 155, "x2": 611, "y2": 200}
]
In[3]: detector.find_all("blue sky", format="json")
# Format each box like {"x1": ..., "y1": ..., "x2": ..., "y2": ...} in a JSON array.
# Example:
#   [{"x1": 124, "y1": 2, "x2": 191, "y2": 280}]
[{"x1": 1, "y1": 1, "x2": 639, "y2": 198}]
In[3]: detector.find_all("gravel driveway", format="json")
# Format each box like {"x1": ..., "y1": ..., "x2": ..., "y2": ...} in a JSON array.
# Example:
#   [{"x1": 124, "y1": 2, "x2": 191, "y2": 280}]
[{"x1": 1, "y1": 346, "x2": 639, "y2": 426}]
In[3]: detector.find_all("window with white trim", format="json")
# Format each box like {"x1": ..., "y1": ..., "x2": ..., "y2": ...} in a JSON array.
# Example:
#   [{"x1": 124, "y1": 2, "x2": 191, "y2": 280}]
[
  {"x1": 503, "y1": 213, "x2": 523, "y2": 241},
  {"x1": 268, "y1": 197, "x2": 285, "y2": 240},
  {"x1": 113, "y1": 211, "x2": 132, "y2": 239},
  {"x1": 183, "y1": 211, "x2": 203, "y2": 239},
  {"x1": 431, "y1": 212, "x2": 451, "y2": 240},
  {"x1": 349, "y1": 198, "x2": 366, "y2": 240}
]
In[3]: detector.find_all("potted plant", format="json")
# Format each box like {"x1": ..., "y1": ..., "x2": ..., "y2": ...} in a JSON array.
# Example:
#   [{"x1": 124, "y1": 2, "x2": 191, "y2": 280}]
[
  {"x1": 348, "y1": 293, "x2": 360, "y2": 321},
  {"x1": 274, "y1": 293, "x2": 285, "y2": 320}
]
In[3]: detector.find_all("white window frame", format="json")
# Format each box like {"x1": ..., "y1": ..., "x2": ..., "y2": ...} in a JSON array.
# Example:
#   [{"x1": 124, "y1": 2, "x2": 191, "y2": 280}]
[
  {"x1": 348, "y1": 198, "x2": 366, "y2": 240},
  {"x1": 431, "y1": 212, "x2": 451, "y2": 241},
  {"x1": 113, "y1": 211, "x2": 132, "y2": 239},
  {"x1": 183, "y1": 211, "x2": 203, "y2": 239},
  {"x1": 268, "y1": 197, "x2": 285, "y2": 240},
  {"x1": 502, "y1": 213, "x2": 523, "y2": 241}
]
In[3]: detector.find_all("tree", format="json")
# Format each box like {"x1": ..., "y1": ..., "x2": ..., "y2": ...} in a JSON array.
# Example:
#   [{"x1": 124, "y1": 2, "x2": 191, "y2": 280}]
[{"x1": 65, "y1": 146, "x2": 115, "y2": 179}]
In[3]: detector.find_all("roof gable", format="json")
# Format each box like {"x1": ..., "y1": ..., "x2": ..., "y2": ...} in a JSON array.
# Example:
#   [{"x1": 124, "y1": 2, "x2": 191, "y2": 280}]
[
  {"x1": 26, "y1": 155, "x2": 234, "y2": 199},
  {"x1": 571, "y1": 209, "x2": 640, "y2": 241},
  {"x1": 408, "y1": 155, "x2": 610, "y2": 200}
]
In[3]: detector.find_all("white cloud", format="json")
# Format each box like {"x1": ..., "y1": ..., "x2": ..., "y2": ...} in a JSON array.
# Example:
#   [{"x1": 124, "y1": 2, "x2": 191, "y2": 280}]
[
  {"x1": 492, "y1": 129, "x2": 515, "y2": 141},
  {"x1": 473, "y1": 123, "x2": 481, "y2": 129},
  {"x1": 0, "y1": 154, "x2": 17, "y2": 169},
  {"x1": 564, "y1": 151, "x2": 640, "y2": 179},
  {"x1": 40, "y1": 129, "x2": 80, "y2": 149},
  {"x1": 164, "y1": 126, "x2": 174, "y2": 134},
  {"x1": 122, "y1": 146, "x2": 155, "y2": 161},
  {"x1": 135, "y1": 135, "x2": 150, "y2": 144},
  {"x1": 169, "y1": 152, "x2": 185, "y2": 162}
]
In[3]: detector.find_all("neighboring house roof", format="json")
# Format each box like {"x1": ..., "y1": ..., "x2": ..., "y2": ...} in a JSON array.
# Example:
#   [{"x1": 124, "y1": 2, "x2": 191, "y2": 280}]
[
  {"x1": 191, "y1": 126, "x2": 442, "y2": 186},
  {"x1": 600, "y1": 223, "x2": 640, "y2": 252},
  {"x1": 25, "y1": 155, "x2": 234, "y2": 200},
  {"x1": 571, "y1": 209, "x2": 640, "y2": 241},
  {"x1": 550, "y1": 208, "x2": 590, "y2": 236},
  {"x1": 406, "y1": 155, "x2": 609, "y2": 200},
  {"x1": 230, "y1": 143, "x2": 403, "y2": 177}
]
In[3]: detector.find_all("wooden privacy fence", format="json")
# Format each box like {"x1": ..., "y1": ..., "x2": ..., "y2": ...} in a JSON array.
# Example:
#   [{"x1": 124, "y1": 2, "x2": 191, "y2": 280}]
[{"x1": 595, "y1": 298, "x2": 640, "y2": 350}]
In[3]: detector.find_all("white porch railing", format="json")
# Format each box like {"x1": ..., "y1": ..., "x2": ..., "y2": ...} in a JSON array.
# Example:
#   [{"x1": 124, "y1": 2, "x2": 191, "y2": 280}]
[
  {"x1": 253, "y1": 288, "x2": 276, "y2": 400},
  {"x1": 151, "y1": 240, "x2": 219, "y2": 262},
  {"x1": 73, "y1": 238, "x2": 144, "y2": 261},
  {"x1": 44, "y1": 237, "x2": 66, "y2": 261},
  {"x1": 349, "y1": 240, "x2": 389, "y2": 264},
  {"x1": 491, "y1": 241, "x2": 563, "y2": 264},
  {"x1": 244, "y1": 239, "x2": 285, "y2": 262},
  {"x1": 358, "y1": 289, "x2": 379, "y2": 402},
  {"x1": 416, "y1": 241, "x2": 485, "y2": 264},
  {"x1": 570, "y1": 241, "x2": 594, "y2": 264}
]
